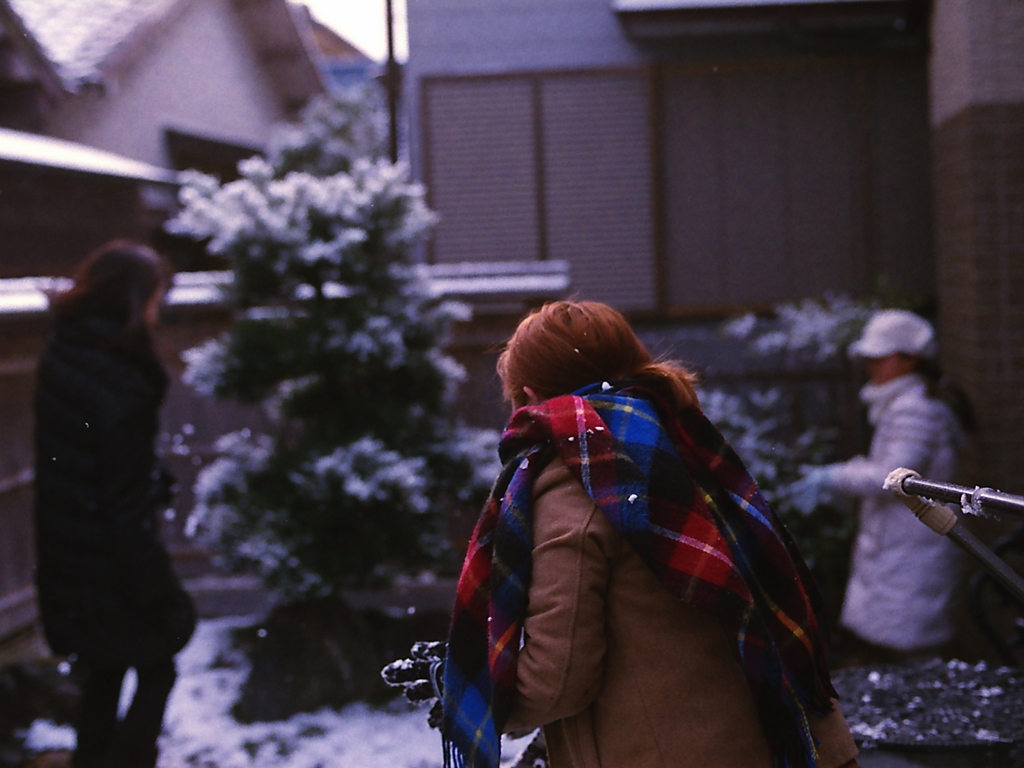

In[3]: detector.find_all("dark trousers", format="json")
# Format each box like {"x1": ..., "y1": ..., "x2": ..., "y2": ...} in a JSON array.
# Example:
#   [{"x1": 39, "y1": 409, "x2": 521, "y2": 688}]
[{"x1": 72, "y1": 659, "x2": 176, "y2": 768}]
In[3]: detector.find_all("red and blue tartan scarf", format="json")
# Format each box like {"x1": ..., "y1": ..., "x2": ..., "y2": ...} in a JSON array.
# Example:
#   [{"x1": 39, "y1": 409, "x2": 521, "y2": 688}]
[{"x1": 441, "y1": 383, "x2": 837, "y2": 768}]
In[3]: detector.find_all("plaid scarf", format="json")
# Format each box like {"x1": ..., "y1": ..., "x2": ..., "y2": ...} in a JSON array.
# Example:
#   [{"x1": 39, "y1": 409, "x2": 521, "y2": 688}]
[{"x1": 442, "y1": 383, "x2": 836, "y2": 768}]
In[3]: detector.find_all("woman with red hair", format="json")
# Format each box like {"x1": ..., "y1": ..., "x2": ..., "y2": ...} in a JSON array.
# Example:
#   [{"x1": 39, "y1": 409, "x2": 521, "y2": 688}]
[{"x1": 441, "y1": 301, "x2": 858, "y2": 768}]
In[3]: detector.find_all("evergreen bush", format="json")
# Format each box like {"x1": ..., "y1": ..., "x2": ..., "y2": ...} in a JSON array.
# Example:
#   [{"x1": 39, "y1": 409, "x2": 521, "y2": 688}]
[
  {"x1": 169, "y1": 89, "x2": 499, "y2": 600},
  {"x1": 708, "y1": 295, "x2": 876, "y2": 617}
]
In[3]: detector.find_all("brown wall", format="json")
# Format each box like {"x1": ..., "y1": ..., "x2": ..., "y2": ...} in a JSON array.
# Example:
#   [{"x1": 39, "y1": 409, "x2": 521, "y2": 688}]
[
  {"x1": 419, "y1": 53, "x2": 933, "y2": 317},
  {"x1": 930, "y1": 0, "x2": 1024, "y2": 492},
  {"x1": 422, "y1": 69, "x2": 659, "y2": 313},
  {"x1": 933, "y1": 104, "x2": 1024, "y2": 490},
  {"x1": 0, "y1": 315, "x2": 50, "y2": 639},
  {"x1": 0, "y1": 300, "x2": 536, "y2": 644},
  {"x1": 0, "y1": 162, "x2": 169, "y2": 278},
  {"x1": 0, "y1": 305, "x2": 256, "y2": 642},
  {"x1": 661, "y1": 55, "x2": 933, "y2": 311}
]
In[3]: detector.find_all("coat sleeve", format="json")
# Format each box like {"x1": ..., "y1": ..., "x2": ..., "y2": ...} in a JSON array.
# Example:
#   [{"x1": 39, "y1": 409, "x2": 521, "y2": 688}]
[
  {"x1": 505, "y1": 461, "x2": 617, "y2": 732},
  {"x1": 97, "y1": 393, "x2": 181, "y2": 607},
  {"x1": 810, "y1": 701, "x2": 860, "y2": 768},
  {"x1": 829, "y1": 397, "x2": 949, "y2": 500}
]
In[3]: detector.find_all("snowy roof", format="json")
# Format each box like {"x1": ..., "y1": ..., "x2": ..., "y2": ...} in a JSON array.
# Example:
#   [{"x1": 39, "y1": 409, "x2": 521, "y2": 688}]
[
  {"x1": 165, "y1": 270, "x2": 233, "y2": 307},
  {"x1": 425, "y1": 260, "x2": 571, "y2": 305},
  {"x1": 0, "y1": 272, "x2": 230, "y2": 319},
  {"x1": 6, "y1": 0, "x2": 325, "y2": 106},
  {"x1": 0, "y1": 127, "x2": 178, "y2": 182},
  {"x1": 6, "y1": 0, "x2": 180, "y2": 84},
  {"x1": 613, "y1": 0, "x2": 914, "y2": 38},
  {"x1": 613, "y1": 0, "x2": 892, "y2": 8},
  {"x1": 0, "y1": 262, "x2": 572, "y2": 319},
  {"x1": 0, "y1": 0, "x2": 66, "y2": 96},
  {"x1": 0, "y1": 277, "x2": 70, "y2": 315}
]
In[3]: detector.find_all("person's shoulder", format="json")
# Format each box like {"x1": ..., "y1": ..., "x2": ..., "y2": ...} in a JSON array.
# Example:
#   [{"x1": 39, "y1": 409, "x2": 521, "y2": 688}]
[
  {"x1": 885, "y1": 380, "x2": 961, "y2": 438},
  {"x1": 532, "y1": 456, "x2": 599, "y2": 507},
  {"x1": 885, "y1": 377, "x2": 935, "y2": 413},
  {"x1": 890, "y1": 384, "x2": 947, "y2": 419},
  {"x1": 40, "y1": 337, "x2": 154, "y2": 418},
  {"x1": 531, "y1": 456, "x2": 619, "y2": 543},
  {"x1": 533, "y1": 455, "x2": 574, "y2": 493}
]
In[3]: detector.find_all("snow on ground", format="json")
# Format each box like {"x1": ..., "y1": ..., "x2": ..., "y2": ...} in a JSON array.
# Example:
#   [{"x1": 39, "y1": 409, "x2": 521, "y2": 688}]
[
  {"x1": 158, "y1": 616, "x2": 444, "y2": 768},
  {"x1": 22, "y1": 616, "x2": 534, "y2": 767}
]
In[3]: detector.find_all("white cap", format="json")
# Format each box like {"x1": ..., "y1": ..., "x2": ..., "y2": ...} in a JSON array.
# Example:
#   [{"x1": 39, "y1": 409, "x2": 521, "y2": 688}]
[{"x1": 848, "y1": 310, "x2": 937, "y2": 359}]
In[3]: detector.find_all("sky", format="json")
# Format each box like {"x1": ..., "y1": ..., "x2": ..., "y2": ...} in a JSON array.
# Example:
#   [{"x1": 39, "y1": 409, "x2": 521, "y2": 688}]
[{"x1": 302, "y1": 0, "x2": 409, "y2": 62}]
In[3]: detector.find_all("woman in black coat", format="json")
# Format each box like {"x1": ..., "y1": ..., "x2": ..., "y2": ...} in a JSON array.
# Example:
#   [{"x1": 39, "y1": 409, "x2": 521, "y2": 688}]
[{"x1": 33, "y1": 240, "x2": 195, "y2": 768}]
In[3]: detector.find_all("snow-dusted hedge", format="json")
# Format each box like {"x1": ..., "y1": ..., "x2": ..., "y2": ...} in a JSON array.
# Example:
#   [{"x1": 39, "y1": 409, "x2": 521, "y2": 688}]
[
  {"x1": 169, "y1": 90, "x2": 499, "y2": 599},
  {"x1": 707, "y1": 295, "x2": 876, "y2": 601}
]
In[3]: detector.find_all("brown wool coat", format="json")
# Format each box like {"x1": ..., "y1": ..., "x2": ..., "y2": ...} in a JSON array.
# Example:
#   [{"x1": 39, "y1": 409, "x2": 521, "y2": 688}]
[{"x1": 505, "y1": 459, "x2": 858, "y2": 768}]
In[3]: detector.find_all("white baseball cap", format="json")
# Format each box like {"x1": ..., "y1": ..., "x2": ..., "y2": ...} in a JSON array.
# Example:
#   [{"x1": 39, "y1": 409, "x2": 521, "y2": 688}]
[{"x1": 848, "y1": 310, "x2": 937, "y2": 359}]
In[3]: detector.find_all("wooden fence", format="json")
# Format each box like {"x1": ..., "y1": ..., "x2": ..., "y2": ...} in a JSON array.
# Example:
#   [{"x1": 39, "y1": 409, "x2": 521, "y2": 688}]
[{"x1": 0, "y1": 263, "x2": 570, "y2": 646}]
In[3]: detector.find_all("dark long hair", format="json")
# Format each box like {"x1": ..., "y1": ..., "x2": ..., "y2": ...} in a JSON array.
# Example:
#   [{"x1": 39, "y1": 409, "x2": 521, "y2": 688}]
[
  {"x1": 50, "y1": 240, "x2": 173, "y2": 352},
  {"x1": 916, "y1": 357, "x2": 976, "y2": 433}
]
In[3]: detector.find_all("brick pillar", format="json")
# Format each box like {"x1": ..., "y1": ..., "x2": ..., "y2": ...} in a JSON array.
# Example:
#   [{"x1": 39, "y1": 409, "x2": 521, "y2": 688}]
[{"x1": 931, "y1": 0, "x2": 1024, "y2": 489}]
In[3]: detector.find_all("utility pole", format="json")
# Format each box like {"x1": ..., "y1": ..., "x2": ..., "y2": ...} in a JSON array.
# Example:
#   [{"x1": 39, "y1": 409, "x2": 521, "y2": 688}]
[{"x1": 385, "y1": 0, "x2": 399, "y2": 163}]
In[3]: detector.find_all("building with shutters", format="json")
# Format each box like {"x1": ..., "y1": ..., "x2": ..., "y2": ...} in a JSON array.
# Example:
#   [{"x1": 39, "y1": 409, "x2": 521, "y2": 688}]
[
  {"x1": 405, "y1": 0, "x2": 932, "y2": 316},
  {"x1": 406, "y1": 0, "x2": 1024, "y2": 492}
]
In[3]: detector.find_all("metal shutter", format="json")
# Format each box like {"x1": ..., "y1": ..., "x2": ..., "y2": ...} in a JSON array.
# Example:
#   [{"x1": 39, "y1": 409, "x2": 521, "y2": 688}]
[
  {"x1": 423, "y1": 77, "x2": 541, "y2": 263},
  {"x1": 867, "y1": 58, "x2": 933, "y2": 296},
  {"x1": 662, "y1": 61, "x2": 873, "y2": 308},
  {"x1": 541, "y1": 72, "x2": 657, "y2": 312}
]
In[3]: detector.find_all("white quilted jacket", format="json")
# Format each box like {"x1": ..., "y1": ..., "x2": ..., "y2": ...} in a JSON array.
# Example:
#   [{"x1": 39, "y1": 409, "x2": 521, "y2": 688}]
[{"x1": 829, "y1": 373, "x2": 965, "y2": 651}]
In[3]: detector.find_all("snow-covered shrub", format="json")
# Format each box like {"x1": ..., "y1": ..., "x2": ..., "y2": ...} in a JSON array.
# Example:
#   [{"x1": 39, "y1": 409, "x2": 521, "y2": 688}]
[
  {"x1": 170, "y1": 90, "x2": 497, "y2": 600},
  {"x1": 700, "y1": 386, "x2": 851, "y2": 576},
  {"x1": 707, "y1": 295, "x2": 876, "y2": 605},
  {"x1": 724, "y1": 293, "x2": 874, "y2": 365},
  {"x1": 267, "y1": 86, "x2": 389, "y2": 178}
]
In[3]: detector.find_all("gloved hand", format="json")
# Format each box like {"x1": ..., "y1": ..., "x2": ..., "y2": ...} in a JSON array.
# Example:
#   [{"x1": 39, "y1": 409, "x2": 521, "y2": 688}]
[
  {"x1": 381, "y1": 640, "x2": 446, "y2": 728},
  {"x1": 785, "y1": 465, "x2": 837, "y2": 515},
  {"x1": 150, "y1": 462, "x2": 180, "y2": 507}
]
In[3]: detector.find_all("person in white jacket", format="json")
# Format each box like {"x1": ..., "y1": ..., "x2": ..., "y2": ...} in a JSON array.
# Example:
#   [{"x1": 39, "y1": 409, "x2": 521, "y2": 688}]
[{"x1": 799, "y1": 310, "x2": 969, "y2": 662}]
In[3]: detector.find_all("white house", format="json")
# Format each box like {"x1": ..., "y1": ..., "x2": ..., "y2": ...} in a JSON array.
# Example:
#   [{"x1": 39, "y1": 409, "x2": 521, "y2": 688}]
[{"x1": 5, "y1": 0, "x2": 326, "y2": 175}]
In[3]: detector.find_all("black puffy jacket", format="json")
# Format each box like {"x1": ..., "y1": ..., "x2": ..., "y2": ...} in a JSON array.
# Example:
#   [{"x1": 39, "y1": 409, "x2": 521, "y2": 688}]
[{"x1": 33, "y1": 316, "x2": 195, "y2": 667}]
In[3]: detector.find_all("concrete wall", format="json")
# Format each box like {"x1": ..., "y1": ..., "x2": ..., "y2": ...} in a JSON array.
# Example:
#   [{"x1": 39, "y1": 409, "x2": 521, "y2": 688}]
[
  {"x1": 44, "y1": 0, "x2": 288, "y2": 168},
  {"x1": 407, "y1": 0, "x2": 643, "y2": 77},
  {"x1": 930, "y1": 0, "x2": 1024, "y2": 127},
  {"x1": 931, "y1": 0, "x2": 1024, "y2": 489},
  {"x1": 0, "y1": 163, "x2": 162, "y2": 277}
]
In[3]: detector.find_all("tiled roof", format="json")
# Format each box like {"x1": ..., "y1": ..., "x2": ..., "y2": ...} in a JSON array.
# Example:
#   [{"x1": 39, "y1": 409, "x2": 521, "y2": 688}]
[
  {"x1": 0, "y1": 262, "x2": 572, "y2": 317},
  {"x1": 7, "y1": 0, "x2": 179, "y2": 84}
]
